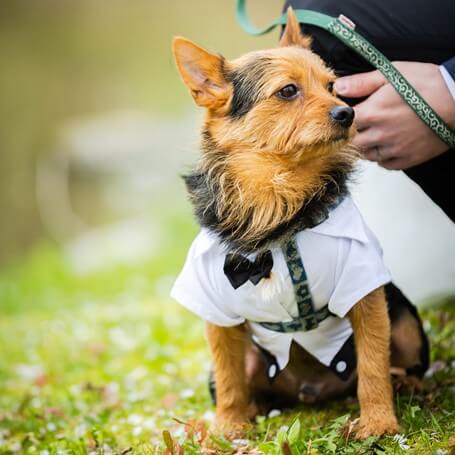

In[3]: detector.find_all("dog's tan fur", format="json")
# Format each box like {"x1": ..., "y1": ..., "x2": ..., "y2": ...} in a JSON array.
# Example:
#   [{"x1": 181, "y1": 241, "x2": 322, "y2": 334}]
[
  {"x1": 206, "y1": 287, "x2": 400, "y2": 439},
  {"x1": 173, "y1": 7, "x2": 399, "y2": 440},
  {"x1": 206, "y1": 323, "x2": 252, "y2": 438},
  {"x1": 349, "y1": 287, "x2": 399, "y2": 437}
]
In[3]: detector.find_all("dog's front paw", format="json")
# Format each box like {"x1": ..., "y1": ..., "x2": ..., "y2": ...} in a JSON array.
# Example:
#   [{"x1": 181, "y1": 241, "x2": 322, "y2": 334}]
[
  {"x1": 355, "y1": 413, "x2": 400, "y2": 439},
  {"x1": 211, "y1": 411, "x2": 252, "y2": 440}
]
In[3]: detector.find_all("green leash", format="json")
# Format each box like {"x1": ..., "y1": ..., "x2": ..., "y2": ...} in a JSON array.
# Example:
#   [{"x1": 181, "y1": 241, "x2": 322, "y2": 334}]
[{"x1": 236, "y1": 0, "x2": 455, "y2": 149}]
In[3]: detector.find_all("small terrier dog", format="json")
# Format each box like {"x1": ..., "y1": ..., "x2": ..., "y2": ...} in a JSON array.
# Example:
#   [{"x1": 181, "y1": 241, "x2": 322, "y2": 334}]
[{"x1": 171, "y1": 8, "x2": 428, "y2": 440}]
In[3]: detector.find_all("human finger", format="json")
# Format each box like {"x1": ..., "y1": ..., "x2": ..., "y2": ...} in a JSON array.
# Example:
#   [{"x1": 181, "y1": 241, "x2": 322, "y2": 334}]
[
  {"x1": 362, "y1": 146, "x2": 394, "y2": 163},
  {"x1": 379, "y1": 157, "x2": 410, "y2": 170},
  {"x1": 352, "y1": 128, "x2": 384, "y2": 152},
  {"x1": 334, "y1": 70, "x2": 386, "y2": 98}
]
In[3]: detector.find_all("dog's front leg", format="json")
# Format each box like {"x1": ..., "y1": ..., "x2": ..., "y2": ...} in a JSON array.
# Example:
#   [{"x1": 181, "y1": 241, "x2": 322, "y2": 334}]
[
  {"x1": 206, "y1": 322, "x2": 251, "y2": 438},
  {"x1": 349, "y1": 287, "x2": 400, "y2": 439}
]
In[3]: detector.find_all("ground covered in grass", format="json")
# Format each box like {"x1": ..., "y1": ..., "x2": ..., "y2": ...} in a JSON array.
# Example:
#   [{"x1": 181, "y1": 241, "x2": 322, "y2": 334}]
[{"x1": 0, "y1": 221, "x2": 454, "y2": 454}]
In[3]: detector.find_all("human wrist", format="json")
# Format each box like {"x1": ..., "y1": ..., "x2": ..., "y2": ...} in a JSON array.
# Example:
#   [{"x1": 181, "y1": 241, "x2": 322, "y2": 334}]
[
  {"x1": 436, "y1": 63, "x2": 455, "y2": 129},
  {"x1": 439, "y1": 66, "x2": 455, "y2": 103},
  {"x1": 392, "y1": 61, "x2": 455, "y2": 130},
  {"x1": 439, "y1": 57, "x2": 455, "y2": 129}
]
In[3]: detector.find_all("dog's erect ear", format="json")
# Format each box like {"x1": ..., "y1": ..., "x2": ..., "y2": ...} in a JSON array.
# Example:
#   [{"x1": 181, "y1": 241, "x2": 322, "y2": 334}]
[
  {"x1": 279, "y1": 7, "x2": 311, "y2": 48},
  {"x1": 172, "y1": 37, "x2": 230, "y2": 110}
]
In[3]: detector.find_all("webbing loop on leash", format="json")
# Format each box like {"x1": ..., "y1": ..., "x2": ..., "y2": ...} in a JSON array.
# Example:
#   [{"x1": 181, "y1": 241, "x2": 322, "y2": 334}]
[{"x1": 236, "y1": 0, "x2": 455, "y2": 149}]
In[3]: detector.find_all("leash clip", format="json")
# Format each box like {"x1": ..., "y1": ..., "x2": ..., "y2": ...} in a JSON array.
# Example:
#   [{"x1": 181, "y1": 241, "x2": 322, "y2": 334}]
[{"x1": 338, "y1": 14, "x2": 356, "y2": 30}]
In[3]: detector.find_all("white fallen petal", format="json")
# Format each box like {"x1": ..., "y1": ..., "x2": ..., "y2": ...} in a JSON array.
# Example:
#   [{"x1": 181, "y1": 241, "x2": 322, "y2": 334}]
[
  {"x1": 127, "y1": 414, "x2": 143, "y2": 425},
  {"x1": 180, "y1": 389, "x2": 194, "y2": 399},
  {"x1": 393, "y1": 434, "x2": 410, "y2": 450},
  {"x1": 15, "y1": 364, "x2": 44, "y2": 381},
  {"x1": 232, "y1": 439, "x2": 249, "y2": 447},
  {"x1": 202, "y1": 410, "x2": 215, "y2": 422},
  {"x1": 143, "y1": 418, "x2": 156, "y2": 430}
]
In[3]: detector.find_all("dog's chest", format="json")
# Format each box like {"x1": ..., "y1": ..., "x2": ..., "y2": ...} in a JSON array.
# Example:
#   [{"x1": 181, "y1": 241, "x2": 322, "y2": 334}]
[
  {"x1": 223, "y1": 232, "x2": 338, "y2": 324},
  {"x1": 171, "y1": 195, "x2": 392, "y2": 369}
]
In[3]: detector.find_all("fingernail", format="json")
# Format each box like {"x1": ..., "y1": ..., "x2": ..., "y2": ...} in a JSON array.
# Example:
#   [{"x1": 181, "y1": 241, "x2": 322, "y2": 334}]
[{"x1": 335, "y1": 79, "x2": 349, "y2": 94}]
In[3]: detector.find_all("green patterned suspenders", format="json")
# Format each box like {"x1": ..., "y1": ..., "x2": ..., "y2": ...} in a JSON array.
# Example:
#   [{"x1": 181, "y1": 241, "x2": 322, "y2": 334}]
[
  {"x1": 257, "y1": 237, "x2": 332, "y2": 333},
  {"x1": 236, "y1": 0, "x2": 455, "y2": 149}
]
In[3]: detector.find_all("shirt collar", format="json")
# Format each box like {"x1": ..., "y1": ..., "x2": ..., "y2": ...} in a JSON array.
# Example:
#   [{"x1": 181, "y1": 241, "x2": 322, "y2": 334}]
[
  {"x1": 195, "y1": 196, "x2": 368, "y2": 258},
  {"x1": 193, "y1": 228, "x2": 221, "y2": 258},
  {"x1": 309, "y1": 196, "x2": 369, "y2": 244}
]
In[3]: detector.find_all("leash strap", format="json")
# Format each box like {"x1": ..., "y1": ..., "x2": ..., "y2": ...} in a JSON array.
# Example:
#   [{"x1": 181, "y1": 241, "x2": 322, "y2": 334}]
[
  {"x1": 236, "y1": 0, "x2": 455, "y2": 149},
  {"x1": 257, "y1": 237, "x2": 331, "y2": 333}
]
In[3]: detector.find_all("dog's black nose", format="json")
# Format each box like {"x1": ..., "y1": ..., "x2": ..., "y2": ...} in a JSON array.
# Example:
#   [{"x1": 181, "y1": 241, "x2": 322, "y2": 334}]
[{"x1": 329, "y1": 106, "x2": 355, "y2": 128}]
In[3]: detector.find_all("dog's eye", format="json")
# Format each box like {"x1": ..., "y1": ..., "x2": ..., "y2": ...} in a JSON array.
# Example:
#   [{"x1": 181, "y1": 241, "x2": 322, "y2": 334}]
[
  {"x1": 327, "y1": 81, "x2": 334, "y2": 93},
  {"x1": 277, "y1": 84, "x2": 299, "y2": 100}
]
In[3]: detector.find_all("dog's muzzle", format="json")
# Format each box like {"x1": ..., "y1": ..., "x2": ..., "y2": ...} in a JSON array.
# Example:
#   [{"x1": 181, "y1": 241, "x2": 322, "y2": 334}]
[{"x1": 329, "y1": 106, "x2": 355, "y2": 128}]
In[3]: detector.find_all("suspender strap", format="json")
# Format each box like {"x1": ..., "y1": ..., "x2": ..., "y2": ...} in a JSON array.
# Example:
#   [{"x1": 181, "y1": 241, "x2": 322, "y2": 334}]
[
  {"x1": 283, "y1": 237, "x2": 327, "y2": 330},
  {"x1": 257, "y1": 237, "x2": 331, "y2": 333},
  {"x1": 236, "y1": 0, "x2": 455, "y2": 149}
]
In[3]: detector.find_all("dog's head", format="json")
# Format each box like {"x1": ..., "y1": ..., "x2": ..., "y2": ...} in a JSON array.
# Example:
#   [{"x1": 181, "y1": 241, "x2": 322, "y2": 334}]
[
  {"x1": 172, "y1": 8, "x2": 357, "y2": 251},
  {"x1": 173, "y1": 8, "x2": 355, "y2": 161}
]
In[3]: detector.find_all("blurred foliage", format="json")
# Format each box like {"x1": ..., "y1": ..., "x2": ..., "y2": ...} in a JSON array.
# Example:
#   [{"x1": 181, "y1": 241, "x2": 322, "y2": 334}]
[{"x1": 0, "y1": 0, "x2": 278, "y2": 265}]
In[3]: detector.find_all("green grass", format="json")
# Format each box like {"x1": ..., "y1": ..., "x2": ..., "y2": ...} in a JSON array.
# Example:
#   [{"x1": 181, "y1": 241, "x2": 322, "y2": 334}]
[{"x1": 0, "y1": 217, "x2": 454, "y2": 454}]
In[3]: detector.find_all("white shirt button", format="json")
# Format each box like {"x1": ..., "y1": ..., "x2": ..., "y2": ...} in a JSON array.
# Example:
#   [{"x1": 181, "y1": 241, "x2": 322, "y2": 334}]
[
  {"x1": 336, "y1": 361, "x2": 347, "y2": 373},
  {"x1": 268, "y1": 364, "x2": 278, "y2": 378}
]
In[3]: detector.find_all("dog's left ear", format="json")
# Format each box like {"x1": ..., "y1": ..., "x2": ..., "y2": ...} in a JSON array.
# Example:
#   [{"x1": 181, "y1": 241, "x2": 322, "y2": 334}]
[
  {"x1": 172, "y1": 37, "x2": 230, "y2": 110},
  {"x1": 279, "y1": 7, "x2": 312, "y2": 48}
]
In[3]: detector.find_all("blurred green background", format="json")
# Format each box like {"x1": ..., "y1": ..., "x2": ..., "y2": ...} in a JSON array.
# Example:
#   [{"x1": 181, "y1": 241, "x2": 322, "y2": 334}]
[
  {"x1": 0, "y1": 0, "x2": 278, "y2": 267},
  {"x1": 0, "y1": 2, "x2": 294, "y2": 452}
]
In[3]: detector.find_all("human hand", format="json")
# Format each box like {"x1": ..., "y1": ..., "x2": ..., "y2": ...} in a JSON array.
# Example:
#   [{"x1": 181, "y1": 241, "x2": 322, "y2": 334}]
[{"x1": 335, "y1": 62, "x2": 455, "y2": 170}]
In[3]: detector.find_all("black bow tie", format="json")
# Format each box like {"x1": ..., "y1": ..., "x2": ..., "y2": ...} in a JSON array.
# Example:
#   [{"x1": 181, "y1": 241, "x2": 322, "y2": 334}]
[{"x1": 223, "y1": 251, "x2": 274, "y2": 289}]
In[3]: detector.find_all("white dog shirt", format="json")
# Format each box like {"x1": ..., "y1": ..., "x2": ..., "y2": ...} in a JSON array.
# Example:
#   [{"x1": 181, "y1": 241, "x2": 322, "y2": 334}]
[{"x1": 171, "y1": 196, "x2": 391, "y2": 377}]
